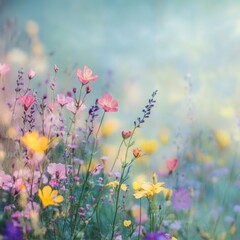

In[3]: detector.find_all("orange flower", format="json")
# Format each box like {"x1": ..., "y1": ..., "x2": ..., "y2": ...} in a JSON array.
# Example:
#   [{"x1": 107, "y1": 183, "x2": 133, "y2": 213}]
[{"x1": 133, "y1": 148, "x2": 142, "y2": 158}]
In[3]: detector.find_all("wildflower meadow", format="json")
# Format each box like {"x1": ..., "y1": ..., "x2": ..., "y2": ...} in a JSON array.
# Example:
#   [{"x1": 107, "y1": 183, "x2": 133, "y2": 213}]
[{"x1": 0, "y1": 1, "x2": 240, "y2": 240}]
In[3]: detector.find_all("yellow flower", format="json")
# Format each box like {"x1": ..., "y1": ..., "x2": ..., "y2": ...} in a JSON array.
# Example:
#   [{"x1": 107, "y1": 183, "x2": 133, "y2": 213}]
[
  {"x1": 21, "y1": 131, "x2": 49, "y2": 154},
  {"x1": 123, "y1": 220, "x2": 132, "y2": 227},
  {"x1": 139, "y1": 139, "x2": 158, "y2": 154},
  {"x1": 214, "y1": 129, "x2": 230, "y2": 149},
  {"x1": 38, "y1": 185, "x2": 64, "y2": 208},
  {"x1": 159, "y1": 128, "x2": 169, "y2": 145},
  {"x1": 133, "y1": 181, "x2": 165, "y2": 199},
  {"x1": 101, "y1": 118, "x2": 119, "y2": 137},
  {"x1": 172, "y1": 237, "x2": 177, "y2": 240},
  {"x1": 105, "y1": 181, "x2": 127, "y2": 191}
]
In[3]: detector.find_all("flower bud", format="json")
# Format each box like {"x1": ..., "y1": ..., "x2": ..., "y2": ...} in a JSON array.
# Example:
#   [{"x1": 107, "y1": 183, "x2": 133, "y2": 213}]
[
  {"x1": 86, "y1": 84, "x2": 91, "y2": 94},
  {"x1": 54, "y1": 64, "x2": 59, "y2": 73},
  {"x1": 133, "y1": 148, "x2": 142, "y2": 158},
  {"x1": 28, "y1": 69, "x2": 36, "y2": 80},
  {"x1": 121, "y1": 130, "x2": 132, "y2": 139}
]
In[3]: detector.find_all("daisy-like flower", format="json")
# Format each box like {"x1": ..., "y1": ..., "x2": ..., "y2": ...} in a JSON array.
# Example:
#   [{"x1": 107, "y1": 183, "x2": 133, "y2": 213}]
[
  {"x1": 76, "y1": 66, "x2": 98, "y2": 85},
  {"x1": 0, "y1": 63, "x2": 10, "y2": 77},
  {"x1": 172, "y1": 188, "x2": 191, "y2": 212},
  {"x1": 97, "y1": 94, "x2": 118, "y2": 112},
  {"x1": 18, "y1": 93, "x2": 35, "y2": 111},
  {"x1": 21, "y1": 131, "x2": 49, "y2": 154},
  {"x1": 38, "y1": 185, "x2": 64, "y2": 208}
]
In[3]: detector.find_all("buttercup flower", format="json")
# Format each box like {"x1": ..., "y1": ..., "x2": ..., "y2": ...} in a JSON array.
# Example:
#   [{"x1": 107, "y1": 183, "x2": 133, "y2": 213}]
[
  {"x1": 0, "y1": 63, "x2": 10, "y2": 77},
  {"x1": 214, "y1": 129, "x2": 230, "y2": 149},
  {"x1": 18, "y1": 93, "x2": 35, "y2": 111},
  {"x1": 123, "y1": 220, "x2": 132, "y2": 227},
  {"x1": 139, "y1": 139, "x2": 158, "y2": 154},
  {"x1": 76, "y1": 66, "x2": 98, "y2": 85},
  {"x1": 21, "y1": 131, "x2": 49, "y2": 154},
  {"x1": 97, "y1": 94, "x2": 118, "y2": 112},
  {"x1": 38, "y1": 185, "x2": 64, "y2": 208}
]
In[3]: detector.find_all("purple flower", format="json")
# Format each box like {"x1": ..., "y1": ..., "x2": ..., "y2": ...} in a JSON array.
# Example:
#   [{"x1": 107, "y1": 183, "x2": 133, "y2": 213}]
[
  {"x1": 3, "y1": 222, "x2": 23, "y2": 240},
  {"x1": 172, "y1": 188, "x2": 191, "y2": 212},
  {"x1": 145, "y1": 231, "x2": 171, "y2": 240}
]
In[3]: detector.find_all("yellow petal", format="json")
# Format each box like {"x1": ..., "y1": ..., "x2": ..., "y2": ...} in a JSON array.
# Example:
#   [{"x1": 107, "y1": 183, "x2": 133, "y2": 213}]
[
  {"x1": 54, "y1": 195, "x2": 64, "y2": 204},
  {"x1": 42, "y1": 185, "x2": 52, "y2": 198}
]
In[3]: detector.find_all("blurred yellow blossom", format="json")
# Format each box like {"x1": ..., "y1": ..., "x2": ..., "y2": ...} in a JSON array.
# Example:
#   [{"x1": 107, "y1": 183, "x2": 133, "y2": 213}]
[
  {"x1": 139, "y1": 139, "x2": 158, "y2": 154},
  {"x1": 214, "y1": 129, "x2": 230, "y2": 149},
  {"x1": 105, "y1": 181, "x2": 127, "y2": 191},
  {"x1": 101, "y1": 118, "x2": 120, "y2": 137},
  {"x1": 21, "y1": 131, "x2": 49, "y2": 154},
  {"x1": 159, "y1": 128, "x2": 169, "y2": 145},
  {"x1": 7, "y1": 127, "x2": 18, "y2": 139}
]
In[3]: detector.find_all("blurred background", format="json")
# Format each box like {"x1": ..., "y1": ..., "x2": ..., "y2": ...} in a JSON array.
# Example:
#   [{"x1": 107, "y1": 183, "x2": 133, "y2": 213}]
[{"x1": 1, "y1": 0, "x2": 240, "y2": 168}]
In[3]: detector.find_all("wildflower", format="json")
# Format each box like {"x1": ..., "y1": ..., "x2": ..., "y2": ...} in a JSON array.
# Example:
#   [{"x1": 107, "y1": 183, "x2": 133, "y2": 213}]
[
  {"x1": 133, "y1": 181, "x2": 165, "y2": 199},
  {"x1": 97, "y1": 93, "x2": 118, "y2": 112},
  {"x1": 214, "y1": 129, "x2": 230, "y2": 149},
  {"x1": 159, "y1": 128, "x2": 169, "y2": 145},
  {"x1": 47, "y1": 163, "x2": 66, "y2": 180},
  {"x1": 0, "y1": 63, "x2": 10, "y2": 77},
  {"x1": 166, "y1": 158, "x2": 179, "y2": 174},
  {"x1": 105, "y1": 181, "x2": 127, "y2": 191},
  {"x1": 57, "y1": 94, "x2": 73, "y2": 107},
  {"x1": 139, "y1": 139, "x2": 158, "y2": 154},
  {"x1": 162, "y1": 188, "x2": 173, "y2": 201},
  {"x1": 145, "y1": 231, "x2": 172, "y2": 240},
  {"x1": 28, "y1": 69, "x2": 36, "y2": 80},
  {"x1": 66, "y1": 101, "x2": 87, "y2": 115},
  {"x1": 122, "y1": 130, "x2": 132, "y2": 139},
  {"x1": 76, "y1": 66, "x2": 98, "y2": 85},
  {"x1": 123, "y1": 220, "x2": 132, "y2": 227},
  {"x1": 3, "y1": 221, "x2": 23, "y2": 240},
  {"x1": 21, "y1": 131, "x2": 49, "y2": 154},
  {"x1": 172, "y1": 188, "x2": 191, "y2": 212},
  {"x1": 132, "y1": 204, "x2": 148, "y2": 223},
  {"x1": 18, "y1": 93, "x2": 35, "y2": 111},
  {"x1": 38, "y1": 185, "x2": 64, "y2": 208},
  {"x1": 133, "y1": 148, "x2": 142, "y2": 158},
  {"x1": 0, "y1": 170, "x2": 12, "y2": 190}
]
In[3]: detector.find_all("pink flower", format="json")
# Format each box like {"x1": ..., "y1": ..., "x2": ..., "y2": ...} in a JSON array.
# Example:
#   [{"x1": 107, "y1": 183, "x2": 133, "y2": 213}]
[
  {"x1": 76, "y1": 66, "x2": 98, "y2": 85},
  {"x1": 97, "y1": 94, "x2": 118, "y2": 112},
  {"x1": 66, "y1": 101, "x2": 87, "y2": 115},
  {"x1": 24, "y1": 202, "x2": 39, "y2": 219},
  {"x1": 28, "y1": 69, "x2": 36, "y2": 80},
  {"x1": 0, "y1": 63, "x2": 10, "y2": 77},
  {"x1": 18, "y1": 94, "x2": 35, "y2": 111},
  {"x1": 86, "y1": 84, "x2": 92, "y2": 94},
  {"x1": 122, "y1": 130, "x2": 132, "y2": 139},
  {"x1": 47, "y1": 163, "x2": 66, "y2": 180},
  {"x1": 0, "y1": 170, "x2": 12, "y2": 190},
  {"x1": 57, "y1": 94, "x2": 73, "y2": 107},
  {"x1": 166, "y1": 158, "x2": 179, "y2": 173}
]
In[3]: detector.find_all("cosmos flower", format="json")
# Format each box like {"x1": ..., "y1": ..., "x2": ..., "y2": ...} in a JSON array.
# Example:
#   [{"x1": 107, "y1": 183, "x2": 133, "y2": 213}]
[
  {"x1": 97, "y1": 94, "x2": 118, "y2": 112},
  {"x1": 172, "y1": 188, "x2": 191, "y2": 212},
  {"x1": 66, "y1": 101, "x2": 87, "y2": 115},
  {"x1": 21, "y1": 131, "x2": 49, "y2": 154},
  {"x1": 18, "y1": 93, "x2": 35, "y2": 111},
  {"x1": 38, "y1": 185, "x2": 64, "y2": 208},
  {"x1": 47, "y1": 163, "x2": 66, "y2": 180},
  {"x1": 76, "y1": 66, "x2": 98, "y2": 85}
]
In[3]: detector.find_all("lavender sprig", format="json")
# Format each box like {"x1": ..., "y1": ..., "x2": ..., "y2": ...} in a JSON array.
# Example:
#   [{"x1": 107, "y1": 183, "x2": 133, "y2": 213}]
[{"x1": 134, "y1": 90, "x2": 158, "y2": 128}]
